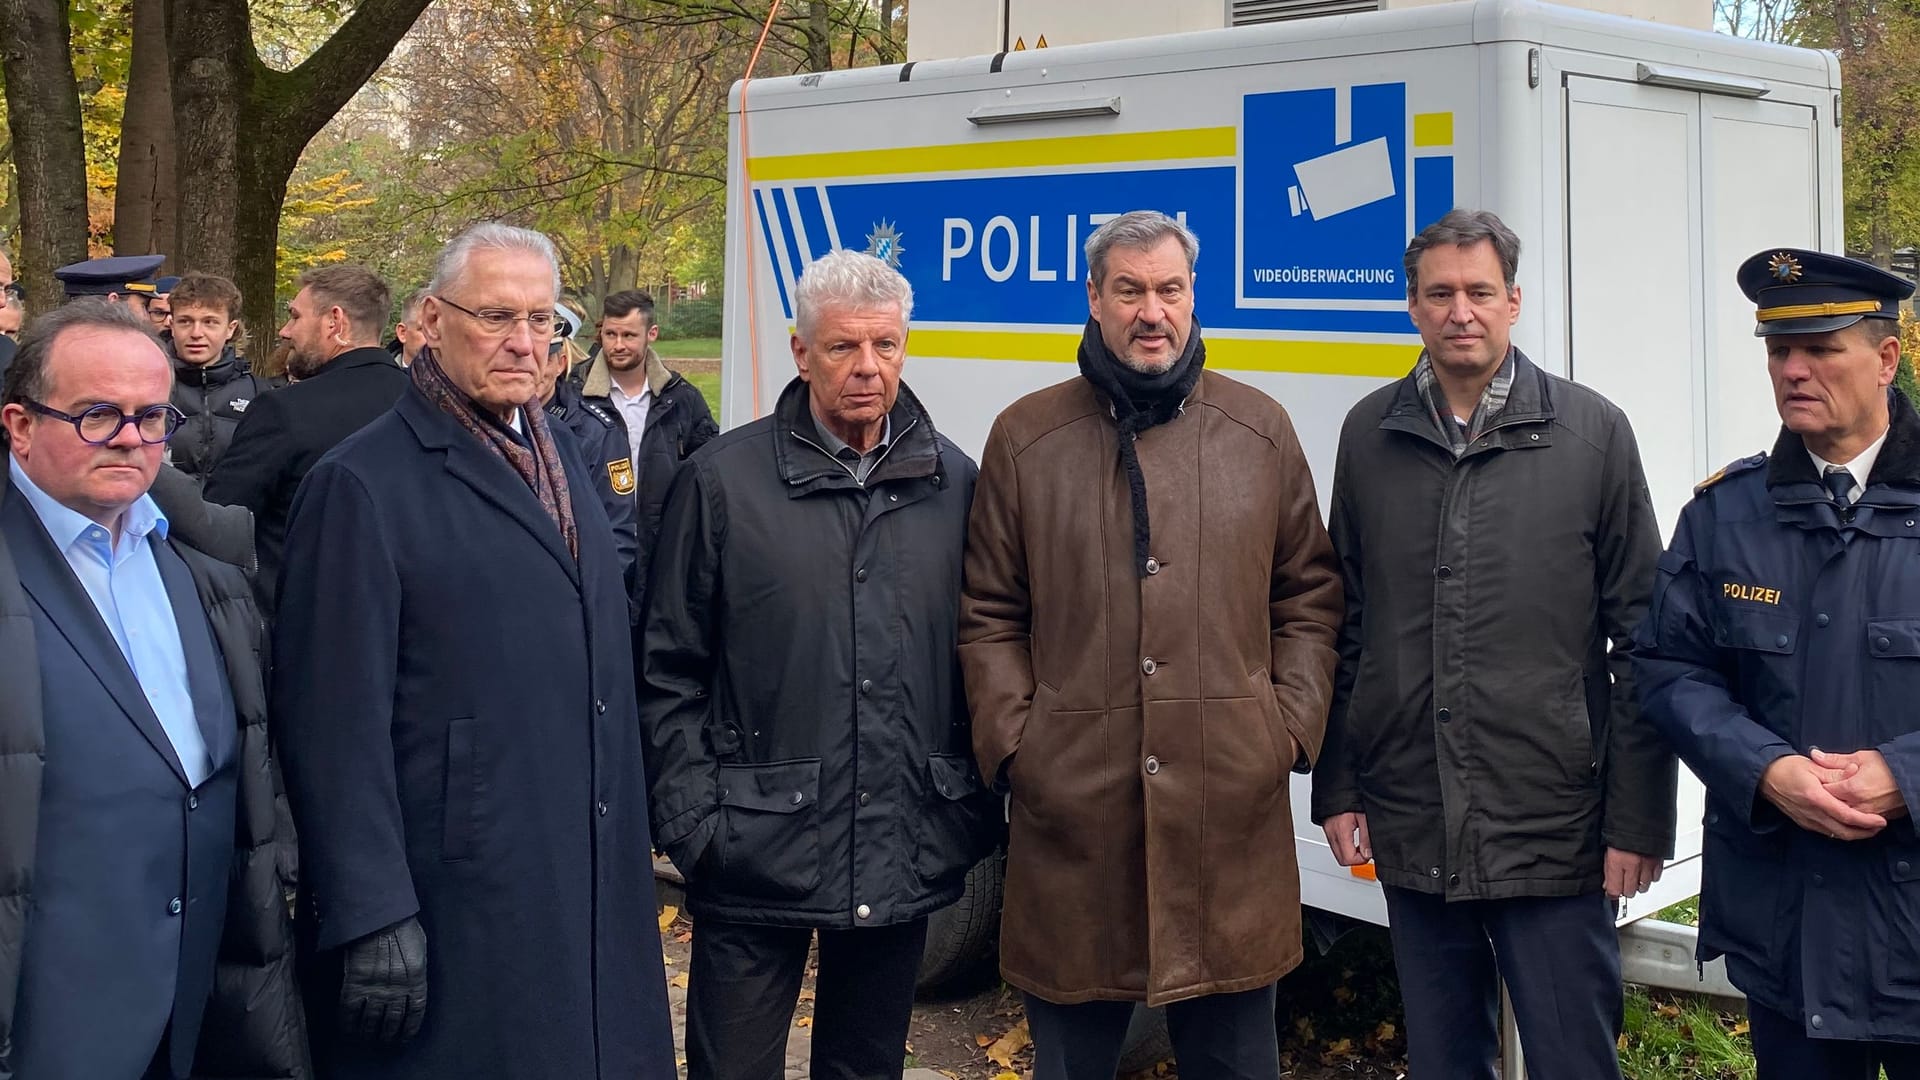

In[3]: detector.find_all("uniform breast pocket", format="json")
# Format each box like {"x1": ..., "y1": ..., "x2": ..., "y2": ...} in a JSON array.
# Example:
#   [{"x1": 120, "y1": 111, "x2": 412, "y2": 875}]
[
  {"x1": 1864, "y1": 617, "x2": 1920, "y2": 743},
  {"x1": 1711, "y1": 607, "x2": 1801, "y2": 722}
]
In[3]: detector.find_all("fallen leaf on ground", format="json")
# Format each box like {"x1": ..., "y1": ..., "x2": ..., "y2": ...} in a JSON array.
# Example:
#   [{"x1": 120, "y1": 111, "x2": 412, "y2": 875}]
[
  {"x1": 657, "y1": 906, "x2": 679, "y2": 932},
  {"x1": 798, "y1": 989, "x2": 816, "y2": 1002},
  {"x1": 976, "y1": 1035, "x2": 994, "y2": 1048},
  {"x1": 985, "y1": 1020, "x2": 1031, "y2": 1068},
  {"x1": 669, "y1": 972, "x2": 689, "y2": 989},
  {"x1": 992, "y1": 1072, "x2": 1020, "y2": 1080},
  {"x1": 796, "y1": 1017, "x2": 813, "y2": 1028}
]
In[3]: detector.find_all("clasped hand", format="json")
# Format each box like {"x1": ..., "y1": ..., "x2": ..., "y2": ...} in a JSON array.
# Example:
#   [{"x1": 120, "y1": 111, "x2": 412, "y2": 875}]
[{"x1": 1760, "y1": 748, "x2": 1907, "y2": 841}]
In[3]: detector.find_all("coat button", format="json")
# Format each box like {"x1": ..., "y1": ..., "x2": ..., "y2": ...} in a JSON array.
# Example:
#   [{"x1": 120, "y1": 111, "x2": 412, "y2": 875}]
[
  {"x1": 856, "y1": 904, "x2": 872, "y2": 919},
  {"x1": 1448, "y1": 873, "x2": 1460, "y2": 887},
  {"x1": 1144, "y1": 756, "x2": 1160, "y2": 775},
  {"x1": 1900, "y1": 861, "x2": 1913, "y2": 875},
  {"x1": 169, "y1": 897, "x2": 183, "y2": 916},
  {"x1": 595, "y1": 698, "x2": 607, "y2": 715},
  {"x1": 1429, "y1": 866, "x2": 1441, "y2": 878},
  {"x1": 855, "y1": 568, "x2": 868, "y2": 583},
  {"x1": 859, "y1": 792, "x2": 872, "y2": 806},
  {"x1": 1816, "y1": 613, "x2": 1830, "y2": 628},
  {"x1": 1877, "y1": 636, "x2": 1893, "y2": 651},
  {"x1": 861, "y1": 679, "x2": 874, "y2": 694},
  {"x1": 1437, "y1": 707, "x2": 1451, "y2": 723},
  {"x1": 791, "y1": 792, "x2": 805, "y2": 805},
  {"x1": 1811, "y1": 1015, "x2": 1824, "y2": 1030},
  {"x1": 1773, "y1": 634, "x2": 1788, "y2": 648},
  {"x1": 1145, "y1": 557, "x2": 1160, "y2": 575},
  {"x1": 187, "y1": 793, "x2": 199, "y2": 810},
  {"x1": 889, "y1": 494, "x2": 899, "y2": 502},
  {"x1": 1142, "y1": 657, "x2": 1157, "y2": 675},
  {"x1": 1811, "y1": 873, "x2": 1824, "y2": 886},
  {"x1": 597, "y1": 801, "x2": 609, "y2": 816},
  {"x1": 1707, "y1": 811, "x2": 1720, "y2": 826},
  {"x1": 1436, "y1": 565, "x2": 1453, "y2": 579}
]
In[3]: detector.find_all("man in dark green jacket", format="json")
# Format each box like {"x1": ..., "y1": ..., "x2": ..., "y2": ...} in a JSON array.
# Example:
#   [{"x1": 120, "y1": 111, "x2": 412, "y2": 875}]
[{"x1": 1310, "y1": 209, "x2": 1673, "y2": 1080}]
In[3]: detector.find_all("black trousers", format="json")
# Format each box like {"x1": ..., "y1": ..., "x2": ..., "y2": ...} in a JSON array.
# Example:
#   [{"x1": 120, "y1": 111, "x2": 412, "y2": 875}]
[
  {"x1": 1749, "y1": 1000, "x2": 1920, "y2": 1080},
  {"x1": 1023, "y1": 983, "x2": 1280, "y2": 1080},
  {"x1": 1382, "y1": 885, "x2": 1623, "y2": 1080},
  {"x1": 685, "y1": 916, "x2": 928, "y2": 1080}
]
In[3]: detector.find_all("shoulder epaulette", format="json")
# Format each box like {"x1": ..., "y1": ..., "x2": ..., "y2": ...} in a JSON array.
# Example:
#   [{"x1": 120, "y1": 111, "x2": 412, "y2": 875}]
[
  {"x1": 578, "y1": 400, "x2": 618, "y2": 428},
  {"x1": 1694, "y1": 452, "x2": 1768, "y2": 495}
]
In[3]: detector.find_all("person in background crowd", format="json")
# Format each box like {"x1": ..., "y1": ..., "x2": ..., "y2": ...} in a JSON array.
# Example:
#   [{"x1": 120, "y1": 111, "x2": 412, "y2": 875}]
[
  {"x1": 392, "y1": 288, "x2": 429, "y2": 367},
  {"x1": 166, "y1": 273, "x2": 278, "y2": 480},
  {"x1": 273, "y1": 222, "x2": 675, "y2": 1080},
  {"x1": 205, "y1": 265, "x2": 405, "y2": 611},
  {"x1": 150, "y1": 275, "x2": 180, "y2": 333},
  {"x1": 0, "y1": 291, "x2": 24, "y2": 381},
  {"x1": 959, "y1": 210, "x2": 1343, "y2": 1080},
  {"x1": 1633, "y1": 249, "x2": 1920, "y2": 1080},
  {"x1": 641, "y1": 248, "x2": 997, "y2": 1080},
  {"x1": 53, "y1": 254, "x2": 164, "y2": 314},
  {"x1": 0, "y1": 300, "x2": 303, "y2": 1080},
  {"x1": 1313, "y1": 209, "x2": 1670, "y2": 1080},
  {"x1": 538, "y1": 299, "x2": 638, "y2": 604},
  {"x1": 569, "y1": 289, "x2": 713, "y2": 608}
]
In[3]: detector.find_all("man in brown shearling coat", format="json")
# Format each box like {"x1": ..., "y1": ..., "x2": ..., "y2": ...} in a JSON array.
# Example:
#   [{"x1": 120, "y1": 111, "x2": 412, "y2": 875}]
[{"x1": 959, "y1": 210, "x2": 1343, "y2": 1080}]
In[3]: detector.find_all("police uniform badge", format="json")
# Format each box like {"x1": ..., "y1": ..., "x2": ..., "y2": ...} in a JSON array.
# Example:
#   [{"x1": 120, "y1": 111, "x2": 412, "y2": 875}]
[{"x1": 608, "y1": 458, "x2": 636, "y2": 496}]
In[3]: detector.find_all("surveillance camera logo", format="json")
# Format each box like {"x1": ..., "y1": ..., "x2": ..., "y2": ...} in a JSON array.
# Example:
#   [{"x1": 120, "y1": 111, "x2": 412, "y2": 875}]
[
  {"x1": 865, "y1": 221, "x2": 905, "y2": 268},
  {"x1": 1287, "y1": 137, "x2": 1397, "y2": 220}
]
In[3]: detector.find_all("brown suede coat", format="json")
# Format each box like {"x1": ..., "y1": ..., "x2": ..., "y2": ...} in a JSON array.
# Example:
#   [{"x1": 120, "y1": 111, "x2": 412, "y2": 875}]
[{"x1": 959, "y1": 369, "x2": 1342, "y2": 1007}]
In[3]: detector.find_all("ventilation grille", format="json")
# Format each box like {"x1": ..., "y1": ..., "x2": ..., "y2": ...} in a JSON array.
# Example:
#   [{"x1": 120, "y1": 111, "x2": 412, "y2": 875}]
[{"x1": 1230, "y1": 0, "x2": 1382, "y2": 25}]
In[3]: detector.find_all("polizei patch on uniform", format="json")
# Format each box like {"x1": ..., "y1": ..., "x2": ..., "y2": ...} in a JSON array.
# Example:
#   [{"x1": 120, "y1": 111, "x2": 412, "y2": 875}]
[
  {"x1": 608, "y1": 458, "x2": 636, "y2": 496},
  {"x1": 1723, "y1": 582, "x2": 1782, "y2": 605}
]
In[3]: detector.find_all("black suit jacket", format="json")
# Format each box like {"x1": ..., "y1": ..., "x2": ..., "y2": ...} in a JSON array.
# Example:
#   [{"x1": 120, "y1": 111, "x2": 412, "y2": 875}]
[{"x1": 205, "y1": 348, "x2": 406, "y2": 610}]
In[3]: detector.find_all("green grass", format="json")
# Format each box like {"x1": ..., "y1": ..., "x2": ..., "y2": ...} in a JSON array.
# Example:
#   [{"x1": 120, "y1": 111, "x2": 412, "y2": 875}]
[
  {"x1": 654, "y1": 336, "x2": 722, "y2": 360},
  {"x1": 686, "y1": 371, "x2": 721, "y2": 417},
  {"x1": 1620, "y1": 988, "x2": 1755, "y2": 1080}
]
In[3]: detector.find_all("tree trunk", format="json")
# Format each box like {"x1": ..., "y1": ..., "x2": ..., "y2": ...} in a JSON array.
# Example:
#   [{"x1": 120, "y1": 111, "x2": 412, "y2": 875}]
[
  {"x1": 114, "y1": 0, "x2": 175, "y2": 262},
  {"x1": 805, "y1": 0, "x2": 831, "y2": 72},
  {"x1": 0, "y1": 0, "x2": 90, "y2": 315},
  {"x1": 168, "y1": 0, "x2": 432, "y2": 336}
]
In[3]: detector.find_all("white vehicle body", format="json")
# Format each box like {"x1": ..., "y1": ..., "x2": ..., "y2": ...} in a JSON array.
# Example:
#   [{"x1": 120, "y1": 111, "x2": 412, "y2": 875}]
[{"x1": 720, "y1": 0, "x2": 1843, "y2": 927}]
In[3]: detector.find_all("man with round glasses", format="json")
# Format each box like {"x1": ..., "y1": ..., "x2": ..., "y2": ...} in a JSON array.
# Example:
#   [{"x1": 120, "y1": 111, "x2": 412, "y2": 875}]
[{"x1": 0, "y1": 300, "x2": 302, "y2": 1078}]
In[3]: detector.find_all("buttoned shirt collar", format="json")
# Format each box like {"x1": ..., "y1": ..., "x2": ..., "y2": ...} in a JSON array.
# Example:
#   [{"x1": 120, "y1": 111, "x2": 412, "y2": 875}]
[
  {"x1": 1809, "y1": 427, "x2": 1888, "y2": 503},
  {"x1": 812, "y1": 407, "x2": 892, "y2": 484},
  {"x1": 8, "y1": 452, "x2": 167, "y2": 553}
]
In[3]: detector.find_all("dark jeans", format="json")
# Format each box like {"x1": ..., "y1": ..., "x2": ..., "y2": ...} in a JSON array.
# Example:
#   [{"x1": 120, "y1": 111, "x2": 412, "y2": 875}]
[
  {"x1": 685, "y1": 916, "x2": 928, "y2": 1080},
  {"x1": 1023, "y1": 983, "x2": 1280, "y2": 1080},
  {"x1": 1382, "y1": 885, "x2": 1623, "y2": 1080},
  {"x1": 1749, "y1": 1000, "x2": 1920, "y2": 1080}
]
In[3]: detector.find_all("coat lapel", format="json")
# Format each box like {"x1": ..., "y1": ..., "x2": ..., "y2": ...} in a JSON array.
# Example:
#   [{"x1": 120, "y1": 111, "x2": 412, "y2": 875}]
[
  {"x1": 153, "y1": 539, "x2": 236, "y2": 771},
  {"x1": 396, "y1": 388, "x2": 581, "y2": 588},
  {"x1": 0, "y1": 475, "x2": 189, "y2": 784}
]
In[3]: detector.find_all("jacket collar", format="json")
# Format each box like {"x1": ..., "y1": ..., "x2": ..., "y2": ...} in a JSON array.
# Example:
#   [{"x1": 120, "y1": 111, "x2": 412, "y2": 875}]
[
  {"x1": 1766, "y1": 388, "x2": 1920, "y2": 494},
  {"x1": 576, "y1": 347, "x2": 671, "y2": 400},
  {"x1": 309, "y1": 345, "x2": 399, "y2": 381},
  {"x1": 1381, "y1": 347, "x2": 1552, "y2": 451},
  {"x1": 770, "y1": 377, "x2": 944, "y2": 495},
  {"x1": 171, "y1": 346, "x2": 242, "y2": 386},
  {"x1": 393, "y1": 385, "x2": 581, "y2": 588}
]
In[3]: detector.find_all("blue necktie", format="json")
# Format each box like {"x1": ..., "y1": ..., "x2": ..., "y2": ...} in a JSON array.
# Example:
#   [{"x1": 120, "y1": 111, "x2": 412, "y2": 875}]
[{"x1": 1824, "y1": 465, "x2": 1855, "y2": 515}]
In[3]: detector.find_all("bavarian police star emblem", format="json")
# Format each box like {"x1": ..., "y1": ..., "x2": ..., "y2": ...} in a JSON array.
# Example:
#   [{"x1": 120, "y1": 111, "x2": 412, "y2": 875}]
[
  {"x1": 864, "y1": 221, "x2": 905, "y2": 269},
  {"x1": 607, "y1": 458, "x2": 635, "y2": 496},
  {"x1": 1768, "y1": 251, "x2": 1804, "y2": 284}
]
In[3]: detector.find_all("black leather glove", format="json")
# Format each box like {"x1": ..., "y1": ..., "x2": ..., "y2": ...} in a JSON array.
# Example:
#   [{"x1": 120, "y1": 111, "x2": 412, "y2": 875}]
[{"x1": 338, "y1": 915, "x2": 429, "y2": 1045}]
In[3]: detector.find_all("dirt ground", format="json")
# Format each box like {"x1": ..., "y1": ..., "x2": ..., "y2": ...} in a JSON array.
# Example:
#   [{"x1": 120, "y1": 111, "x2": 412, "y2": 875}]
[{"x1": 659, "y1": 903, "x2": 1408, "y2": 1080}]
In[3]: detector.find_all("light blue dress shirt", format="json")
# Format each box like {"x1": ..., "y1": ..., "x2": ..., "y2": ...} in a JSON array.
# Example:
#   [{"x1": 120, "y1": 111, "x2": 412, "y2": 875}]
[{"x1": 9, "y1": 455, "x2": 211, "y2": 786}]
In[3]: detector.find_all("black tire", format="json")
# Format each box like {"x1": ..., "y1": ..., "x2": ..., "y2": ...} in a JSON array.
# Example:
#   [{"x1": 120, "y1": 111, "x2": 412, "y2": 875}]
[
  {"x1": 1118, "y1": 1005, "x2": 1172, "y2": 1074},
  {"x1": 916, "y1": 850, "x2": 1005, "y2": 995}
]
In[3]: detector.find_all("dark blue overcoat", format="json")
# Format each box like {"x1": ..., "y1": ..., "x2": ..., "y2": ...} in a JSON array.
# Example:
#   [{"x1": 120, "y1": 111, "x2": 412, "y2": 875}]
[{"x1": 272, "y1": 384, "x2": 675, "y2": 1079}]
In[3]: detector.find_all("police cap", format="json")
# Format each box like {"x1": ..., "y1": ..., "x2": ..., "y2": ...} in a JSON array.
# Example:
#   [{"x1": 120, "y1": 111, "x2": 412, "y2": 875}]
[
  {"x1": 153, "y1": 274, "x2": 181, "y2": 295},
  {"x1": 53, "y1": 254, "x2": 165, "y2": 299},
  {"x1": 1737, "y1": 247, "x2": 1914, "y2": 337}
]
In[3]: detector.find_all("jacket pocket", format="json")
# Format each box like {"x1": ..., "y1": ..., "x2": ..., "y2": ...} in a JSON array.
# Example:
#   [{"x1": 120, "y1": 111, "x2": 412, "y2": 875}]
[
  {"x1": 1865, "y1": 617, "x2": 1920, "y2": 745},
  {"x1": 1697, "y1": 805, "x2": 1789, "y2": 968},
  {"x1": 713, "y1": 758, "x2": 823, "y2": 900},
  {"x1": 1249, "y1": 668, "x2": 1293, "y2": 778},
  {"x1": 1877, "y1": 843, "x2": 1920, "y2": 1004},
  {"x1": 914, "y1": 753, "x2": 999, "y2": 889},
  {"x1": 443, "y1": 717, "x2": 478, "y2": 863}
]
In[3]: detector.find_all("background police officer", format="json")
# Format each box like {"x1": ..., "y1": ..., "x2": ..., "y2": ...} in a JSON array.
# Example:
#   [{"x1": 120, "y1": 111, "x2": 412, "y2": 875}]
[
  {"x1": 1633, "y1": 248, "x2": 1920, "y2": 1079},
  {"x1": 52, "y1": 254, "x2": 164, "y2": 313}
]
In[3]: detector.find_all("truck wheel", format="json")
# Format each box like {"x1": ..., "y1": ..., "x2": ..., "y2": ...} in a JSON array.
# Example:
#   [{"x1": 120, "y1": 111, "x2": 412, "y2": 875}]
[
  {"x1": 1118, "y1": 1005, "x2": 1172, "y2": 1073},
  {"x1": 917, "y1": 850, "x2": 1004, "y2": 995}
]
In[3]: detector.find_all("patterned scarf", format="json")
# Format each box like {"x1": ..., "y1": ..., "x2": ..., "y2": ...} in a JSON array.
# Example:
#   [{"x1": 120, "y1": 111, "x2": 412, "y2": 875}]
[
  {"x1": 1413, "y1": 347, "x2": 1515, "y2": 457},
  {"x1": 411, "y1": 345, "x2": 578, "y2": 560}
]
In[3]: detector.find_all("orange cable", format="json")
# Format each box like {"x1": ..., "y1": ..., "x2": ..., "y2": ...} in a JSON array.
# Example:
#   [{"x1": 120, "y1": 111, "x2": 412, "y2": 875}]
[{"x1": 739, "y1": 0, "x2": 783, "y2": 420}]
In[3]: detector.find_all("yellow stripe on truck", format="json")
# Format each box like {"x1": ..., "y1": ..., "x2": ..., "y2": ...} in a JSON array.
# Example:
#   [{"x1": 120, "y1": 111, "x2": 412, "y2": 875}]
[
  {"x1": 908, "y1": 329, "x2": 1419, "y2": 379},
  {"x1": 750, "y1": 126, "x2": 1238, "y2": 182}
]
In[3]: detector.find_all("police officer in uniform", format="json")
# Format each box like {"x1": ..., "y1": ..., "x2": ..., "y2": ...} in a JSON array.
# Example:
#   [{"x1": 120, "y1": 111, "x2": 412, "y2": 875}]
[
  {"x1": 1633, "y1": 248, "x2": 1920, "y2": 1079},
  {"x1": 539, "y1": 306, "x2": 639, "y2": 611},
  {"x1": 52, "y1": 254, "x2": 165, "y2": 312}
]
